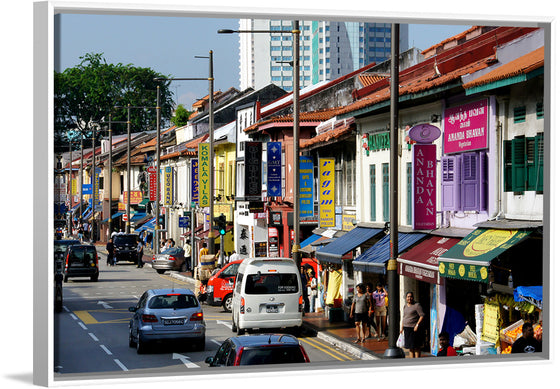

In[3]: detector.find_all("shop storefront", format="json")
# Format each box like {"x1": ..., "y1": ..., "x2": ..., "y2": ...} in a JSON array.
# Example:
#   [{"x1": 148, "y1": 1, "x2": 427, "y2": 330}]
[{"x1": 438, "y1": 225, "x2": 543, "y2": 355}]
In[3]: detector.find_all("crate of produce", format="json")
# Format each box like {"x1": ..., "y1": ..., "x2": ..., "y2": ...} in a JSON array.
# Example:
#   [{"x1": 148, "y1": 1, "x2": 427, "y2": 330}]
[{"x1": 501, "y1": 319, "x2": 524, "y2": 344}]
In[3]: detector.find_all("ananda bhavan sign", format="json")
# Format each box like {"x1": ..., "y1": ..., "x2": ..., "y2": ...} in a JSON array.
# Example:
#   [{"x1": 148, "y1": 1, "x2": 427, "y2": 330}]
[{"x1": 444, "y1": 99, "x2": 488, "y2": 154}]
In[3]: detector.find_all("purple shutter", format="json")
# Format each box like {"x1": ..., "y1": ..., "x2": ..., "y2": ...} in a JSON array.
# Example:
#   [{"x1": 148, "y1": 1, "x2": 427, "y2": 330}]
[
  {"x1": 479, "y1": 152, "x2": 488, "y2": 211},
  {"x1": 461, "y1": 152, "x2": 480, "y2": 211},
  {"x1": 441, "y1": 155, "x2": 460, "y2": 211}
]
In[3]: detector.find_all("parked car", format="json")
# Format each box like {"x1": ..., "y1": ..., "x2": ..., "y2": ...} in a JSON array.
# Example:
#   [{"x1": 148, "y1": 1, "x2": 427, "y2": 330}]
[
  {"x1": 151, "y1": 247, "x2": 186, "y2": 274},
  {"x1": 205, "y1": 334, "x2": 310, "y2": 367},
  {"x1": 113, "y1": 234, "x2": 139, "y2": 263},
  {"x1": 128, "y1": 288, "x2": 205, "y2": 353},
  {"x1": 205, "y1": 259, "x2": 243, "y2": 312},
  {"x1": 54, "y1": 239, "x2": 79, "y2": 312},
  {"x1": 64, "y1": 244, "x2": 99, "y2": 282},
  {"x1": 54, "y1": 239, "x2": 81, "y2": 262},
  {"x1": 232, "y1": 258, "x2": 303, "y2": 335}
]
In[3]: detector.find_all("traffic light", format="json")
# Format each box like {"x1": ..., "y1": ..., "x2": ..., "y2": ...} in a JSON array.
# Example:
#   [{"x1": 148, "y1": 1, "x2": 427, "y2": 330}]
[
  {"x1": 158, "y1": 214, "x2": 166, "y2": 227},
  {"x1": 214, "y1": 214, "x2": 227, "y2": 235}
]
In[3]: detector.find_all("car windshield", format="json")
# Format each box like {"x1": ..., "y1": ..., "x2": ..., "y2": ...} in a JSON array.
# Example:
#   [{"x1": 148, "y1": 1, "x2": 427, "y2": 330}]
[
  {"x1": 148, "y1": 294, "x2": 199, "y2": 309},
  {"x1": 221, "y1": 263, "x2": 239, "y2": 277},
  {"x1": 54, "y1": 241, "x2": 79, "y2": 252},
  {"x1": 68, "y1": 247, "x2": 97, "y2": 262},
  {"x1": 239, "y1": 346, "x2": 305, "y2": 365},
  {"x1": 114, "y1": 235, "x2": 137, "y2": 245},
  {"x1": 244, "y1": 273, "x2": 299, "y2": 294}
]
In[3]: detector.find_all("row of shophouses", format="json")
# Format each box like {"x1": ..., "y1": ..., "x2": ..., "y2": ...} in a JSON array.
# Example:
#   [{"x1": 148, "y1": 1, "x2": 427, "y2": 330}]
[{"x1": 60, "y1": 26, "x2": 546, "y2": 352}]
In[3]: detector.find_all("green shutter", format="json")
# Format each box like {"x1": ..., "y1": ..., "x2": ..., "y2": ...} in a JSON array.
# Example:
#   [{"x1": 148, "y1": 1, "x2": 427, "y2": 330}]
[
  {"x1": 382, "y1": 163, "x2": 389, "y2": 222},
  {"x1": 526, "y1": 137, "x2": 537, "y2": 190},
  {"x1": 511, "y1": 137, "x2": 527, "y2": 192},
  {"x1": 503, "y1": 140, "x2": 512, "y2": 192},
  {"x1": 514, "y1": 106, "x2": 526, "y2": 123},
  {"x1": 535, "y1": 133, "x2": 544, "y2": 192},
  {"x1": 370, "y1": 164, "x2": 376, "y2": 221},
  {"x1": 407, "y1": 162, "x2": 412, "y2": 225}
]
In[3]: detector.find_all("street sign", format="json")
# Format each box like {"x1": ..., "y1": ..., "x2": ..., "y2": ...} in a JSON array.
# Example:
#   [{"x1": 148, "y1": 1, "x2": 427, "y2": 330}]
[{"x1": 179, "y1": 216, "x2": 190, "y2": 228}]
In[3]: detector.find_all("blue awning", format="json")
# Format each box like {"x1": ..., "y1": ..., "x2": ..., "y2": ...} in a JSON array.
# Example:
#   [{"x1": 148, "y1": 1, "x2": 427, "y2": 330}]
[
  {"x1": 101, "y1": 212, "x2": 123, "y2": 223},
  {"x1": 135, "y1": 217, "x2": 156, "y2": 232},
  {"x1": 353, "y1": 232, "x2": 426, "y2": 273},
  {"x1": 81, "y1": 206, "x2": 91, "y2": 218},
  {"x1": 315, "y1": 227, "x2": 384, "y2": 264},
  {"x1": 514, "y1": 286, "x2": 542, "y2": 309},
  {"x1": 130, "y1": 212, "x2": 147, "y2": 223},
  {"x1": 300, "y1": 234, "x2": 322, "y2": 248}
]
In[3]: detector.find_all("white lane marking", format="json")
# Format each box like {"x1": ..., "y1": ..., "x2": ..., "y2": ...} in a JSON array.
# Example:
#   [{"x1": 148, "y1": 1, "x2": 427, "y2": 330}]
[
  {"x1": 211, "y1": 339, "x2": 222, "y2": 346},
  {"x1": 114, "y1": 359, "x2": 128, "y2": 371},
  {"x1": 78, "y1": 322, "x2": 88, "y2": 330},
  {"x1": 88, "y1": 333, "x2": 99, "y2": 342},
  {"x1": 63, "y1": 306, "x2": 70, "y2": 312},
  {"x1": 217, "y1": 320, "x2": 232, "y2": 330},
  {"x1": 70, "y1": 313, "x2": 78, "y2": 320},
  {"x1": 172, "y1": 353, "x2": 200, "y2": 368},
  {"x1": 100, "y1": 345, "x2": 113, "y2": 355}
]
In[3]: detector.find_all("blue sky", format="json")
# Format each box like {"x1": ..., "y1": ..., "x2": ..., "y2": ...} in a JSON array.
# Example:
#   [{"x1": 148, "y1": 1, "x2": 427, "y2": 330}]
[{"x1": 56, "y1": 13, "x2": 470, "y2": 107}]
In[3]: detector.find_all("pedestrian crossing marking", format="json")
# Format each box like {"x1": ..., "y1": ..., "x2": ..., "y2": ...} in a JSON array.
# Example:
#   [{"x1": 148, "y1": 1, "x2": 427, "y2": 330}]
[{"x1": 73, "y1": 310, "x2": 130, "y2": 325}]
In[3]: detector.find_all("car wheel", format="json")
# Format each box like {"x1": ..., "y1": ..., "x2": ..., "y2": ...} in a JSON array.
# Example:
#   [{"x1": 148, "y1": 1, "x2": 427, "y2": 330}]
[
  {"x1": 136, "y1": 334, "x2": 148, "y2": 354},
  {"x1": 128, "y1": 329, "x2": 136, "y2": 348},
  {"x1": 231, "y1": 315, "x2": 238, "y2": 333},
  {"x1": 91, "y1": 275, "x2": 98, "y2": 282},
  {"x1": 180, "y1": 261, "x2": 187, "y2": 272},
  {"x1": 236, "y1": 317, "x2": 245, "y2": 335},
  {"x1": 222, "y1": 294, "x2": 233, "y2": 313},
  {"x1": 195, "y1": 336, "x2": 205, "y2": 351},
  {"x1": 156, "y1": 269, "x2": 165, "y2": 274}
]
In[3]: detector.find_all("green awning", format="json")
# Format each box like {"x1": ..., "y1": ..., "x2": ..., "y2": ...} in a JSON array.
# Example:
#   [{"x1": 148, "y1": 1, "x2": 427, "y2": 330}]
[
  {"x1": 137, "y1": 198, "x2": 150, "y2": 207},
  {"x1": 438, "y1": 228, "x2": 533, "y2": 283}
]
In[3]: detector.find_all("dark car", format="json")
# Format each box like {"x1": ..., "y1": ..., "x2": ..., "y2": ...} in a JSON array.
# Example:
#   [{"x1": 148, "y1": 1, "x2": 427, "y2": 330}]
[
  {"x1": 113, "y1": 234, "x2": 139, "y2": 264},
  {"x1": 54, "y1": 239, "x2": 81, "y2": 263},
  {"x1": 64, "y1": 244, "x2": 99, "y2": 282},
  {"x1": 205, "y1": 334, "x2": 310, "y2": 367},
  {"x1": 54, "y1": 239, "x2": 80, "y2": 312}
]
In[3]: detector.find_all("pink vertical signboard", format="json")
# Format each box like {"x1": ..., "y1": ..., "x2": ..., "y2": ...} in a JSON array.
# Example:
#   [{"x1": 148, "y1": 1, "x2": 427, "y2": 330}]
[
  {"x1": 413, "y1": 144, "x2": 437, "y2": 230},
  {"x1": 444, "y1": 99, "x2": 488, "y2": 154}
]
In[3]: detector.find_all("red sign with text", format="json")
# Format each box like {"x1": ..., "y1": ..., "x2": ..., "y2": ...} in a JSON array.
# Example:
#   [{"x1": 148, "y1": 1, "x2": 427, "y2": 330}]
[{"x1": 413, "y1": 144, "x2": 437, "y2": 230}]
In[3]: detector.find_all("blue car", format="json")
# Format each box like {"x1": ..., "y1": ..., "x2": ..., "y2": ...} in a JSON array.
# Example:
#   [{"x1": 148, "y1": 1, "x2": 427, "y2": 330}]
[{"x1": 128, "y1": 288, "x2": 205, "y2": 353}]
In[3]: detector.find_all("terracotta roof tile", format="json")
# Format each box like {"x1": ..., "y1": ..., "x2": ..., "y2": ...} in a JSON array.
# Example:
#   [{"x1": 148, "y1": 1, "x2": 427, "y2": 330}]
[
  {"x1": 300, "y1": 119, "x2": 355, "y2": 149},
  {"x1": 244, "y1": 107, "x2": 343, "y2": 133},
  {"x1": 358, "y1": 74, "x2": 388, "y2": 87},
  {"x1": 463, "y1": 46, "x2": 544, "y2": 89},
  {"x1": 160, "y1": 134, "x2": 209, "y2": 161}
]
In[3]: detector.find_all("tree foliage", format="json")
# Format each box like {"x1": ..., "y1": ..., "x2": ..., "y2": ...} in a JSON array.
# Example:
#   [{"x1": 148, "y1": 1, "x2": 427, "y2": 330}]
[
  {"x1": 170, "y1": 104, "x2": 192, "y2": 127},
  {"x1": 54, "y1": 53, "x2": 175, "y2": 152}
]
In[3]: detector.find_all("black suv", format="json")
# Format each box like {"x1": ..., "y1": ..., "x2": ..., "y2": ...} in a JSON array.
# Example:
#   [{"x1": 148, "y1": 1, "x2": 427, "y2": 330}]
[
  {"x1": 64, "y1": 244, "x2": 99, "y2": 282},
  {"x1": 113, "y1": 234, "x2": 139, "y2": 263}
]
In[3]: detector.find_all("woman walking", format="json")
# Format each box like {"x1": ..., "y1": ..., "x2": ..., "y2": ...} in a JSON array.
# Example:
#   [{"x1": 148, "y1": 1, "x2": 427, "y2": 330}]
[
  {"x1": 350, "y1": 284, "x2": 371, "y2": 343},
  {"x1": 400, "y1": 291, "x2": 425, "y2": 358}
]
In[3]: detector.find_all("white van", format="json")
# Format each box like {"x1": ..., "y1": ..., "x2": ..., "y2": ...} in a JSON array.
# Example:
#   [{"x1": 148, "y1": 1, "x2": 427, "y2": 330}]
[{"x1": 231, "y1": 257, "x2": 303, "y2": 335}]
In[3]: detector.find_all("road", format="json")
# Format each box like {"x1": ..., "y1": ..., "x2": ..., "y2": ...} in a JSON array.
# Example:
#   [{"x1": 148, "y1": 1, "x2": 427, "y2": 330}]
[{"x1": 54, "y1": 250, "x2": 358, "y2": 379}]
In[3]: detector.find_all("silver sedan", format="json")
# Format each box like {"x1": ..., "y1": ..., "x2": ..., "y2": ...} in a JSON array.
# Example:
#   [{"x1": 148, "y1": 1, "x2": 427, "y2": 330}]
[
  {"x1": 151, "y1": 247, "x2": 187, "y2": 274},
  {"x1": 128, "y1": 288, "x2": 205, "y2": 353}
]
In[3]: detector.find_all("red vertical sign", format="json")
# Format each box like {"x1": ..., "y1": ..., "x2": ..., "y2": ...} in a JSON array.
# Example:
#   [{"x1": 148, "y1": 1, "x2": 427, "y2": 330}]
[
  {"x1": 413, "y1": 144, "x2": 437, "y2": 230},
  {"x1": 148, "y1": 166, "x2": 157, "y2": 201}
]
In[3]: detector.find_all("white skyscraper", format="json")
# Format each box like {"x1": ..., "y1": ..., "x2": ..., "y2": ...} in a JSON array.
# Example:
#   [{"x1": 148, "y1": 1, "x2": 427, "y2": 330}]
[{"x1": 239, "y1": 19, "x2": 409, "y2": 92}]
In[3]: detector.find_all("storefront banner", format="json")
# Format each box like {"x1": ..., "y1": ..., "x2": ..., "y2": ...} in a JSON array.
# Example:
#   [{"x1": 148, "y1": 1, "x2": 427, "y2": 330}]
[
  {"x1": 82, "y1": 183, "x2": 92, "y2": 195},
  {"x1": 148, "y1": 166, "x2": 157, "y2": 201},
  {"x1": 319, "y1": 158, "x2": 335, "y2": 227},
  {"x1": 482, "y1": 303, "x2": 500, "y2": 344},
  {"x1": 123, "y1": 190, "x2": 143, "y2": 205},
  {"x1": 163, "y1": 167, "x2": 173, "y2": 206},
  {"x1": 71, "y1": 178, "x2": 77, "y2": 195},
  {"x1": 438, "y1": 261, "x2": 489, "y2": 283},
  {"x1": 199, "y1": 143, "x2": 210, "y2": 207},
  {"x1": 444, "y1": 99, "x2": 488, "y2": 154},
  {"x1": 299, "y1": 156, "x2": 314, "y2": 218},
  {"x1": 267, "y1": 142, "x2": 282, "y2": 197},
  {"x1": 412, "y1": 144, "x2": 437, "y2": 230},
  {"x1": 244, "y1": 142, "x2": 262, "y2": 198},
  {"x1": 191, "y1": 159, "x2": 199, "y2": 204},
  {"x1": 91, "y1": 167, "x2": 101, "y2": 206}
]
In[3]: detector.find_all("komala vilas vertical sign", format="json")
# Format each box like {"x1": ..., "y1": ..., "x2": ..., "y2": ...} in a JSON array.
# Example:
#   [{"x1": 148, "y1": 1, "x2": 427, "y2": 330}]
[{"x1": 409, "y1": 124, "x2": 441, "y2": 230}]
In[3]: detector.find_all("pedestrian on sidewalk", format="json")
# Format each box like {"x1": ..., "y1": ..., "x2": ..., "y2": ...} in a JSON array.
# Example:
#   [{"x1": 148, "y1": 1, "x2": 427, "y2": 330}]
[
  {"x1": 307, "y1": 268, "x2": 318, "y2": 313},
  {"x1": 300, "y1": 265, "x2": 310, "y2": 313},
  {"x1": 350, "y1": 283, "x2": 371, "y2": 343},
  {"x1": 365, "y1": 283, "x2": 377, "y2": 338},
  {"x1": 136, "y1": 237, "x2": 144, "y2": 268},
  {"x1": 106, "y1": 238, "x2": 115, "y2": 266},
  {"x1": 372, "y1": 283, "x2": 388, "y2": 340},
  {"x1": 400, "y1": 291, "x2": 425, "y2": 358},
  {"x1": 183, "y1": 240, "x2": 192, "y2": 272},
  {"x1": 78, "y1": 224, "x2": 84, "y2": 242},
  {"x1": 437, "y1": 331, "x2": 457, "y2": 356}
]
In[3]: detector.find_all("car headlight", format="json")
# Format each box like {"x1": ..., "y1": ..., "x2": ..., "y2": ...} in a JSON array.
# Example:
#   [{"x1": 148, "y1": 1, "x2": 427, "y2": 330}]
[{"x1": 207, "y1": 285, "x2": 213, "y2": 293}]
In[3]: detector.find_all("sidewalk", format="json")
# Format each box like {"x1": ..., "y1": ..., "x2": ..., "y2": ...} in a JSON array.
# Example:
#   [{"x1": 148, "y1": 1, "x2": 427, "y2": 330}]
[{"x1": 94, "y1": 242, "x2": 433, "y2": 360}]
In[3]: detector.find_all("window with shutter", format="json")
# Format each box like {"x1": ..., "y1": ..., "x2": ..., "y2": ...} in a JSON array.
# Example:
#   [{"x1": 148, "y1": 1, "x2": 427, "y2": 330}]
[
  {"x1": 511, "y1": 137, "x2": 527, "y2": 192},
  {"x1": 441, "y1": 155, "x2": 460, "y2": 211},
  {"x1": 369, "y1": 164, "x2": 376, "y2": 221},
  {"x1": 479, "y1": 152, "x2": 488, "y2": 211},
  {"x1": 382, "y1": 163, "x2": 389, "y2": 222},
  {"x1": 462, "y1": 152, "x2": 480, "y2": 211},
  {"x1": 536, "y1": 133, "x2": 544, "y2": 193},
  {"x1": 503, "y1": 140, "x2": 512, "y2": 192}
]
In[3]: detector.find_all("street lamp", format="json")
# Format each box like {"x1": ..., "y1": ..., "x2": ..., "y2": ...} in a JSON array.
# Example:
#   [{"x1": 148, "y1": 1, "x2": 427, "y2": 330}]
[
  {"x1": 155, "y1": 50, "x2": 216, "y2": 257},
  {"x1": 218, "y1": 21, "x2": 302, "y2": 268}
]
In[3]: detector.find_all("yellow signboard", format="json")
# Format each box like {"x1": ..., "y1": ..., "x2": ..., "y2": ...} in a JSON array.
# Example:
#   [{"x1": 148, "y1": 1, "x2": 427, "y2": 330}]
[
  {"x1": 71, "y1": 179, "x2": 77, "y2": 195},
  {"x1": 199, "y1": 143, "x2": 210, "y2": 207},
  {"x1": 319, "y1": 158, "x2": 335, "y2": 227},
  {"x1": 482, "y1": 303, "x2": 501, "y2": 344},
  {"x1": 164, "y1": 167, "x2": 173, "y2": 206}
]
